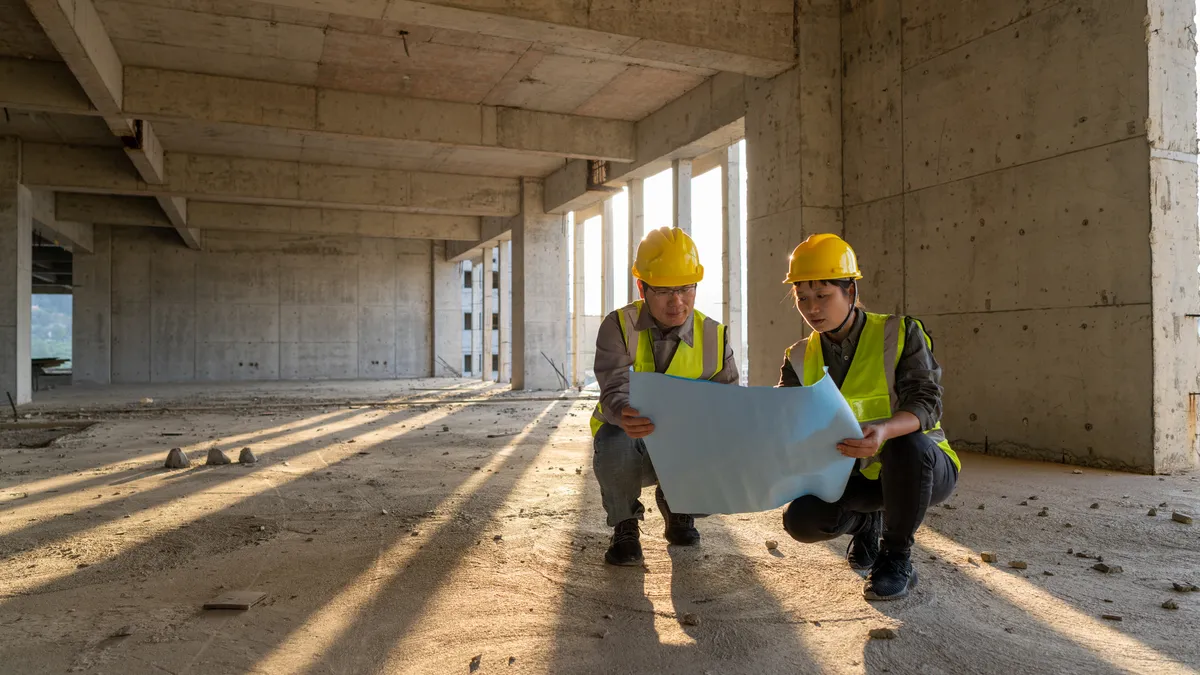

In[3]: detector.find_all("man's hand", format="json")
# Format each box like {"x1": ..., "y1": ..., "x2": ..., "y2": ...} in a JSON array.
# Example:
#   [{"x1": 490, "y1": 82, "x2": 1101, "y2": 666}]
[
  {"x1": 837, "y1": 422, "x2": 886, "y2": 458},
  {"x1": 619, "y1": 407, "x2": 655, "y2": 439}
]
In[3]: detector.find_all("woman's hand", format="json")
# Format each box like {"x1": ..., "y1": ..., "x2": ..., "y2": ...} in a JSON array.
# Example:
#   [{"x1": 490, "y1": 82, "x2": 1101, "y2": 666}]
[
  {"x1": 837, "y1": 422, "x2": 887, "y2": 458},
  {"x1": 619, "y1": 407, "x2": 655, "y2": 439}
]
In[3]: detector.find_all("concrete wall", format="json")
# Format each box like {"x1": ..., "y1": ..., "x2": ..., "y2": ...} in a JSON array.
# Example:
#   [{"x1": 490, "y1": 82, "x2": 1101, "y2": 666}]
[
  {"x1": 826, "y1": 0, "x2": 1198, "y2": 472},
  {"x1": 88, "y1": 226, "x2": 437, "y2": 383},
  {"x1": 0, "y1": 138, "x2": 32, "y2": 404},
  {"x1": 72, "y1": 224, "x2": 111, "y2": 384}
]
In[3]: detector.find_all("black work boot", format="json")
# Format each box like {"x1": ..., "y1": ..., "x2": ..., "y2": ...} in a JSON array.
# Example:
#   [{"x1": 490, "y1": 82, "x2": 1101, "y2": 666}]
[
  {"x1": 604, "y1": 518, "x2": 643, "y2": 566},
  {"x1": 846, "y1": 511, "x2": 882, "y2": 573},
  {"x1": 655, "y1": 486, "x2": 700, "y2": 546},
  {"x1": 863, "y1": 549, "x2": 918, "y2": 601}
]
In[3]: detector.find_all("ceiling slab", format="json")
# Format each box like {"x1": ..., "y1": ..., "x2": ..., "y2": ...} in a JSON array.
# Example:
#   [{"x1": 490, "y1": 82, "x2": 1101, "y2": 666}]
[
  {"x1": 0, "y1": 0, "x2": 62, "y2": 60},
  {"x1": 0, "y1": 110, "x2": 119, "y2": 146},
  {"x1": 483, "y1": 51, "x2": 629, "y2": 113},
  {"x1": 574, "y1": 65, "x2": 707, "y2": 121}
]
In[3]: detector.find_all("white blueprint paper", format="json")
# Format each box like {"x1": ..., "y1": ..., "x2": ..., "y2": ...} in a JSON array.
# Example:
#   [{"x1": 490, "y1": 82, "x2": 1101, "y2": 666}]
[{"x1": 629, "y1": 371, "x2": 862, "y2": 515}]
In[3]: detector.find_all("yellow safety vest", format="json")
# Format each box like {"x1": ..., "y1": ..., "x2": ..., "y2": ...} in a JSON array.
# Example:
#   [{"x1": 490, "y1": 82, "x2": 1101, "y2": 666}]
[
  {"x1": 591, "y1": 301, "x2": 726, "y2": 436},
  {"x1": 790, "y1": 312, "x2": 960, "y2": 480}
]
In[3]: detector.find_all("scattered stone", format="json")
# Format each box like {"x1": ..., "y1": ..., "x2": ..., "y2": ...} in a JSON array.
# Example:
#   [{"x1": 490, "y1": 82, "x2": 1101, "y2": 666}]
[
  {"x1": 140, "y1": 398, "x2": 154, "y2": 405},
  {"x1": 1043, "y1": 571, "x2": 1055, "y2": 576},
  {"x1": 1067, "y1": 548, "x2": 1074, "y2": 554},
  {"x1": 1090, "y1": 503, "x2": 1100, "y2": 509},
  {"x1": 603, "y1": 614, "x2": 613, "y2": 620},
  {"x1": 1063, "y1": 523, "x2": 1073, "y2": 528},
  {"x1": 381, "y1": 509, "x2": 389, "y2": 515},
  {"x1": 442, "y1": 451, "x2": 449, "y2": 455},
  {"x1": 238, "y1": 448, "x2": 257, "y2": 464},
  {"x1": 977, "y1": 504, "x2": 985, "y2": 510},
  {"x1": 1147, "y1": 508, "x2": 1158, "y2": 517},
  {"x1": 469, "y1": 655, "x2": 482, "y2": 673},
  {"x1": 203, "y1": 591, "x2": 267, "y2": 610},
  {"x1": 1072, "y1": 469, "x2": 1083, "y2": 474},
  {"x1": 765, "y1": 540, "x2": 779, "y2": 550},
  {"x1": 1093, "y1": 563, "x2": 1123, "y2": 574},
  {"x1": 164, "y1": 448, "x2": 190, "y2": 469},
  {"x1": 410, "y1": 531, "x2": 420, "y2": 537},
  {"x1": 1172, "y1": 582, "x2": 1199, "y2": 592},
  {"x1": 111, "y1": 625, "x2": 135, "y2": 637},
  {"x1": 1029, "y1": 496, "x2": 1039, "y2": 501},
  {"x1": 1019, "y1": 500, "x2": 1029, "y2": 506},
  {"x1": 441, "y1": 425, "x2": 450, "y2": 433},
  {"x1": 1171, "y1": 511, "x2": 1193, "y2": 525},
  {"x1": 1160, "y1": 502, "x2": 1168, "y2": 507},
  {"x1": 680, "y1": 613, "x2": 700, "y2": 626},
  {"x1": 575, "y1": 467, "x2": 582, "y2": 474},
  {"x1": 1101, "y1": 614, "x2": 1122, "y2": 622},
  {"x1": 1163, "y1": 599, "x2": 1179, "y2": 610},
  {"x1": 493, "y1": 534, "x2": 503, "y2": 542},
  {"x1": 596, "y1": 629, "x2": 609, "y2": 639},
  {"x1": 942, "y1": 504, "x2": 956, "y2": 510},
  {"x1": 206, "y1": 447, "x2": 232, "y2": 465},
  {"x1": 868, "y1": 627, "x2": 898, "y2": 640},
  {"x1": 508, "y1": 656, "x2": 517, "y2": 666},
  {"x1": 981, "y1": 552, "x2": 998, "y2": 563},
  {"x1": 1009, "y1": 561, "x2": 1028, "y2": 570},
  {"x1": 1037, "y1": 508, "x2": 1049, "y2": 517}
]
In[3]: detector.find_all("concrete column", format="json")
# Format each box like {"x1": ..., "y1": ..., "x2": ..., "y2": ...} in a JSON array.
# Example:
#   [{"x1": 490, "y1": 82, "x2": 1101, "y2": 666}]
[
  {"x1": 481, "y1": 246, "x2": 494, "y2": 381},
  {"x1": 498, "y1": 240, "x2": 511, "y2": 384},
  {"x1": 431, "y1": 241, "x2": 462, "y2": 377},
  {"x1": 72, "y1": 223, "x2": 111, "y2": 384},
  {"x1": 571, "y1": 213, "x2": 586, "y2": 386},
  {"x1": 721, "y1": 145, "x2": 743, "y2": 370},
  {"x1": 672, "y1": 158, "x2": 693, "y2": 234},
  {"x1": 471, "y1": 256, "x2": 483, "y2": 376},
  {"x1": 0, "y1": 138, "x2": 32, "y2": 404},
  {"x1": 627, "y1": 178, "x2": 644, "y2": 303},
  {"x1": 601, "y1": 197, "x2": 615, "y2": 315},
  {"x1": 511, "y1": 178, "x2": 568, "y2": 391}
]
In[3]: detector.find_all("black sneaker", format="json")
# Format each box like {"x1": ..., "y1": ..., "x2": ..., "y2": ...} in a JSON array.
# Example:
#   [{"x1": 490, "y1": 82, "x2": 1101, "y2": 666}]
[
  {"x1": 604, "y1": 518, "x2": 643, "y2": 566},
  {"x1": 656, "y1": 486, "x2": 700, "y2": 546},
  {"x1": 847, "y1": 511, "x2": 882, "y2": 573},
  {"x1": 863, "y1": 550, "x2": 918, "y2": 601}
]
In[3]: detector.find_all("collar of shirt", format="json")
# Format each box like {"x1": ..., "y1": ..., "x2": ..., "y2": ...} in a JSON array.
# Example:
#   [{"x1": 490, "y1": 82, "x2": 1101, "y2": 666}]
[
  {"x1": 633, "y1": 303, "x2": 695, "y2": 347},
  {"x1": 820, "y1": 308, "x2": 866, "y2": 357}
]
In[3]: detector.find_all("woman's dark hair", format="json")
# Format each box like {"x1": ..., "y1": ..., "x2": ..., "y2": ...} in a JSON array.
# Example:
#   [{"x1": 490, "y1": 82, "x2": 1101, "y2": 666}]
[{"x1": 792, "y1": 279, "x2": 866, "y2": 309}]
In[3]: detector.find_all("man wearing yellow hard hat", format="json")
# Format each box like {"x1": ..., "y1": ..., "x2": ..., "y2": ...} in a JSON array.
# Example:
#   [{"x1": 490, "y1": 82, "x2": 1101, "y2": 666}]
[
  {"x1": 776, "y1": 233, "x2": 959, "y2": 600},
  {"x1": 590, "y1": 226, "x2": 740, "y2": 566}
]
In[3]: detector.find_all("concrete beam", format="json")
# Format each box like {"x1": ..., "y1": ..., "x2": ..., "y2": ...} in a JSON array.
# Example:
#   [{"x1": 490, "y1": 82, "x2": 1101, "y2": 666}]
[
  {"x1": 29, "y1": 189, "x2": 94, "y2": 253},
  {"x1": 0, "y1": 58, "x2": 95, "y2": 115},
  {"x1": 23, "y1": 144, "x2": 521, "y2": 217},
  {"x1": 544, "y1": 72, "x2": 750, "y2": 214},
  {"x1": 248, "y1": 0, "x2": 793, "y2": 77},
  {"x1": 56, "y1": 194, "x2": 482, "y2": 240},
  {"x1": 122, "y1": 68, "x2": 635, "y2": 162}
]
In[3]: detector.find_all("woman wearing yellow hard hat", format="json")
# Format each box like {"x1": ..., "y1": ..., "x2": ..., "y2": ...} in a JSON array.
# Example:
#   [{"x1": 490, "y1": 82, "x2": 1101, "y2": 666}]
[{"x1": 776, "y1": 233, "x2": 960, "y2": 600}]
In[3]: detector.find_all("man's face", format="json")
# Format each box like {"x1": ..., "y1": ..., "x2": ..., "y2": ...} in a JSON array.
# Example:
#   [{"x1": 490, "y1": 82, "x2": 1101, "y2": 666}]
[{"x1": 640, "y1": 282, "x2": 697, "y2": 328}]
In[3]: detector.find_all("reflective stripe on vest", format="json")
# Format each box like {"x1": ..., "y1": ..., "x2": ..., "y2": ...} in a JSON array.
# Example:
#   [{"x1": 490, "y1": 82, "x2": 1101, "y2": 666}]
[
  {"x1": 591, "y1": 301, "x2": 726, "y2": 436},
  {"x1": 798, "y1": 312, "x2": 960, "y2": 480}
]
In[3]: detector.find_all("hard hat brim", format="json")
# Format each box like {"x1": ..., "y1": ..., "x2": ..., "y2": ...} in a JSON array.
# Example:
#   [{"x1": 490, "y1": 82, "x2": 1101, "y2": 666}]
[
  {"x1": 633, "y1": 268, "x2": 704, "y2": 287},
  {"x1": 782, "y1": 271, "x2": 863, "y2": 284}
]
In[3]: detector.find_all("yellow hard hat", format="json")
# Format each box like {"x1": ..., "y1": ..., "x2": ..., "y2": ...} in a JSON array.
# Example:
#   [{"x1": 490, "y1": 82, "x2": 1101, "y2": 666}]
[
  {"x1": 783, "y1": 233, "x2": 863, "y2": 283},
  {"x1": 632, "y1": 226, "x2": 704, "y2": 287}
]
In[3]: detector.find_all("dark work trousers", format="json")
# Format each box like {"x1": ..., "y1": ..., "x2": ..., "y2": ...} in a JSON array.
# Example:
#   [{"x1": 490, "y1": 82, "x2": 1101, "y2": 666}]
[
  {"x1": 593, "y1": 423, "x2": 659, "y2": 527},
  {"x1": 782, "y1": 431, "x2": 958, "y2": 555}
]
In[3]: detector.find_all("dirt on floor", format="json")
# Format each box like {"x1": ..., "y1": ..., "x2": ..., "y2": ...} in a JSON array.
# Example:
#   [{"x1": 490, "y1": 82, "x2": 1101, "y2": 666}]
[{"x1": 0, "y1": 380, "x2": 1197, "y2": 675}]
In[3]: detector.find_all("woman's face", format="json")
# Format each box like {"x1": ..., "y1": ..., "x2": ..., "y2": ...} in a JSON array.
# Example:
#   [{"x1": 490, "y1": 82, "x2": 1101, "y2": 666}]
[{"x1": 794, "y1": 281, "x2": 852, "y2": 333}]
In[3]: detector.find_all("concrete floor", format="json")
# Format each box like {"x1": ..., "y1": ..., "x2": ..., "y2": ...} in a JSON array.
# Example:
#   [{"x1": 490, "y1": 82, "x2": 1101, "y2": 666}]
[{"x1": 0, "y1": 380, "x2": 1197, "y2": 674}]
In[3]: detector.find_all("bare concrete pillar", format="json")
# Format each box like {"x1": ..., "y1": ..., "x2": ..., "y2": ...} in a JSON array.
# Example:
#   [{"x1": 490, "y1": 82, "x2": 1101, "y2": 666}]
[
  {"x1": 721, "y1": 145, "x2": 743, "y2": 369},
  {"x1": 498, "y1": 240, "x2": 511, "y2": 384},
  {"x1": 482, "y1": 247, "x2": 494, "y2": 381},
  {"x1": 511, "y1": 178, "x2": 568, "y2": 390},
  {"x1": 672, "y1": 158, "x2": 693, "y2": 234},
  {"x1": 431, "y1": 241, "x2": 462, "y2": 377},
  {"x1": 627, "y1": 178, "x2": 644, "y2": 304},
  {"x1": 601, "y1": 197, "x2": 615, "y2": 315},
  {"x1": 571, "y1": 212, "x2": 586, "y2": 386},
  {"x1": 0, "y1": 138, "x2": 32, "y2": 404},
  {"x1": 72, "y1": 224, "x2": 111, "y2": 384},
  {"x1": 470, "y1": 255, "x2": 483, "y2": 377}
]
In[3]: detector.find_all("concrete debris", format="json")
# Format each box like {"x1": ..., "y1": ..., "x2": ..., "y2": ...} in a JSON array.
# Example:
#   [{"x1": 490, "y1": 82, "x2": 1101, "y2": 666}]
[
  {"x1": 164, "y1": 448, "x2": 190, "y2": 469},
  {"x1": 868, "y1": 627, "x2": 898, "y2": 640},
  {"x1": 1093, "y1": 563, "x2": 1123, "y2": 574},
  {"x1": 111, "y1": 625, "x2": 135, "y2": 637},
  {"x1": 469, "y1": 654, "x2": 482, "y2": 673},
  {"x1": 1160, "y1": 502, "x2": 1168, "y2": 507},
  {"x1": 509, "y1": 656, "x2": 517, "y2": 666},
  {"x1": 203, "y1": 590, "x2": 266, "y2": 610},
  {"x1": 1008, "y1": 561, "x2": 1028, "y2": 570},
  {"x1": 1043, "y1": 571, "x2": 1055, "y2": 576},
  {"x1": 978, "y1": 504, "x2": 985, "y2": 510},
  {"x1": 681, "y1": 613, "x2": 700, "y2": 626},
  {"x1": 442, "y1": 425, "x2": 450, "y2": 432},
  {"x1": 493, "y1": 534, "x2": 503, "y2": 542},
  {"x1": 1172, "y1": 582, "x2": 1199, "y2": 592},
  {"x1": 1090, "y1": 503, "x2": 1100, "y2": 509},
  {"x1": 1163, "y1": 599, "x2": 1179, "y2": 610},
  {"x1": 1101, "y1": 614, "x2": 1122, "y2": 622},
  {"x1": 1072, "y1": 469, "x2": 1083, "y2": 474},
  {"x1": 1029, "y1": 496, "x2": 1038, "y2": 501},
  {"x1": 1019, "y1": 501, "x2": 1029, "y2": 506},
  {"x1": 596, "y1": 629, "x2": 609, "y2": 639},
  {"x1": 1147, "y1": 508, "x2": 1158, "y2": 516},
  {"x1": 603, "y1": 614, "x2": 613, "y2": 620},
  {"x1": 239, "y1": 448, "x2": 257, "y2": 464},
  {"x1": 981, "y1": 552, "x2": 998, "y2": 563},
  {"x1": 942, "y1": 504, "x2": 957, "y2": 510},
  {"x1": 206, "y1": 447, "x2": 232, "y2": 465},
  {"x1": 1037, "y1": 508, "x2": 1049, "y2": 517},
  {"x1": 1171, "y1": 511, "x2": 1193, "y2": 525},
  {"x1": 765, "y1": 540, "x2": 779, "y2": 550},
  {"x1": 140, "y1": 398, "x2": 154, "y2": 405},
  {"x1": 575, "y1": 467, "x2": 582, "y2": 474},
  {"x1": 381, "y1": 510, "x2": 389, "y2": 515}
]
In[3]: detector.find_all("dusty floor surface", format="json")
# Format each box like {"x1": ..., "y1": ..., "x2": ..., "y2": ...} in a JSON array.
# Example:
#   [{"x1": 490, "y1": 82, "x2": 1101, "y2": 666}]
[{"x1": 0, "y1": 380, "x2": 1197, "y2": 674}]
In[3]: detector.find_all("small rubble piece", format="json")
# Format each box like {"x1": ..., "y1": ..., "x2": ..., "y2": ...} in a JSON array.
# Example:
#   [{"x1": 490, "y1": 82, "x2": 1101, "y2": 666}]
[
  {"x1": 1067, "y1": 548, "x2": 1074, "y2": 554},
  {"x1": 942, "y1": 504, "x2": 957, "y2": 510},
  {"x1": 1072, "y1": 469, "x2": 1083, "y2": 474},
  {"x1": 206, "y1": 447, "x2": 232, "y2": 465},
  {"x1": 1019, "y1": 501, "x2": 1029, "y2": 506},
  {"x1": 681, "y1": 613, "x2": 700, "y2": 626},
  {"x1": 140, "y1": 398, "x2": 154, "y2": 405},
  {"x1": 1090, "y1": 503, "x2": 1100, "y2": 509},
  {"x1": 1171, "y1": 511, "x2": 1193, "y2": 525},
  {"x1": 441, "y1": 425, "x2": 450, "y2": 433},
  {"x1": 765, "y1": 540, "x2": 779, "y2": 550},
  {"x1": 596, "y1": 629, "x2": 609, "y2": 639},
  {"x1": 1093, "y1": 563, "x2": 1123, "y2": 574},
  {"x1": 868, "y1": 627, "x2": 898, "y2": 640},
  {"x1": 203, "y1": 591, "x2": 267, "y2": 610},
  {"x1": 381, "y1": 510, "x2": 389, "y2": 516},
  {"x1": 977, "y1": 504, "x2": 985, "y2": 510},
  {"x1": 111, "y1": 625, "x2": 135, "y2": 638},
  {"x1": 575, "y1": 467, "x2": 582, "y2": 474},
  {"x1": 1147, "y1": 508, "x2": 1158, "y2": 517},
  {"x1": 164, "y1": 448, "x2": 190, "y2": 469},
  {"x1": 1043, "y1": 571, "x2": 1055, "y2": 576},
  {"x1": 1160, "y1": 502, "x2": 1169, "y2": 507},
  {"x1": 493, "y1": 534, "x2": 503, "y2": 542},
  {"x1": 603, "y1": 614, "x2": 613, "y2": 620},
  {"x1": 469, "y1": 654, "x2": 482, "y2": 673},
  {"x1": 1037, "y1": 508, "x2": 1049, "y2": 517},
  {"x1": 1029, "y1": 496, "x2": 1039, "y2": 501},
  {"x1": 508, "y1": 656, "x2": 517, "y2": 666},
  {"x1": 1163, "y1": 599, "x2": 1179, "y2": 610},
  {"x1": 1101, "y1": 614, "x2": 1122, "y2": 622},
  {"x1": 239, "y1": 448, "x2": 257, "y2": 464},
  {"x1": 1172, "y1": 582, "x2": 1199, "y2": 592},
  {"x1": 980, "y1": 552, "x2": 998, "y2": 563},
  {"x1": 1009, "y1": 561, "x2": 1028, "y2": 570}
]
